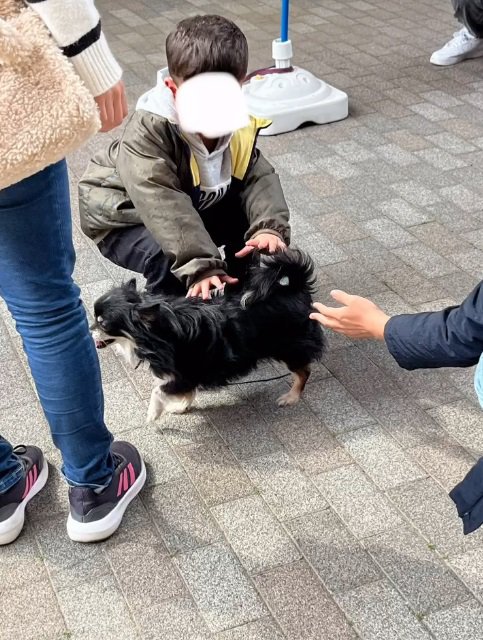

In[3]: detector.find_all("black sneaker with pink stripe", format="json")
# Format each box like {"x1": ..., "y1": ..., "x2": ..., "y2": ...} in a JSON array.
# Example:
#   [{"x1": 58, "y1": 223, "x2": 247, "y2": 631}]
[
  {"x1": 67, "y1": 441, "x2": 146, "y2": 543},
  {"x1": 0, "y1": 445, "x2": 49, "y2": 546}
]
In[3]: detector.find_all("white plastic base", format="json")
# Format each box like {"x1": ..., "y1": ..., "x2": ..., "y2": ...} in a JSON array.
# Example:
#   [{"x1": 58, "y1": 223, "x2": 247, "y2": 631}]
[{"x1": 243, "y1": 65, "x2": 349, "y2": 136}]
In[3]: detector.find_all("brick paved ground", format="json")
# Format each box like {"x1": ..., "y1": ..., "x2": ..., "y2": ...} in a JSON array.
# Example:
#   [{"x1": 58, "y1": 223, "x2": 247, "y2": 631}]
[{"x1": 2, "y1": 0, "x2": 483, "y2": 638}]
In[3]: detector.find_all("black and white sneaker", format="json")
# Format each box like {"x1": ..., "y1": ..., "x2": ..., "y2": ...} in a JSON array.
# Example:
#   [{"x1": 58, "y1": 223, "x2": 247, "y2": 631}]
[
  {"x1": 67, "y1": 441, "x2": 146, "y2": 543},
  {"x1": 0, "y1": 445, "x2": 48, "y2": 546}
]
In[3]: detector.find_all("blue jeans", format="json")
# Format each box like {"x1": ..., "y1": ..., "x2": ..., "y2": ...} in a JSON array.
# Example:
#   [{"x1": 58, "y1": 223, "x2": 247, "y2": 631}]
[{"x1": 0, "y1": 161, "x2": 114, "y2": 493}]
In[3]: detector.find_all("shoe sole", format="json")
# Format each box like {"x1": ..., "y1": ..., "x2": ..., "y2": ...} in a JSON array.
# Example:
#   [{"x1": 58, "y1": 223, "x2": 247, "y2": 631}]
[
  {"x1": 430, "y1": 48, "x2": 483, "y2": 65},
  {"x1": 66, "y1": 461, "x2": 147, "y2": 543},
  {"x1": 0, "y1": 463, "x2": 49, "y2": 546}
]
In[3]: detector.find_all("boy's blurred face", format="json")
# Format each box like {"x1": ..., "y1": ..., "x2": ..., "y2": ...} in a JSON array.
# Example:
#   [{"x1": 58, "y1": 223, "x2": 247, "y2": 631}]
[{"x1": 165, "y1": 72, "x2": 246, "y2": 144}]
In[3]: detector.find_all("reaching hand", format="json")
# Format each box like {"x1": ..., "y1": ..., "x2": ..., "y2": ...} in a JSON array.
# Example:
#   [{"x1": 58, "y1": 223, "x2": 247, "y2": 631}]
[
  {"x1": 235, "y1": 233, "x2": 286, "y2": 258},
  {"x1": 187, "y1": 274, "x2": 239, "y2": 300},
  {"x1": 310, "y1": 290, "x2": 390, "y2": 340},
  {"x1": 95, "y1": 80, "x2": 128, "y2": 132}
]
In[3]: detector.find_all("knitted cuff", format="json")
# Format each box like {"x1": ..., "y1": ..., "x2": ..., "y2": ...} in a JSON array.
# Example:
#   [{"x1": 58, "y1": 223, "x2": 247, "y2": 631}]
[{"x1": 71, "y1": 32, "x2": 122, "y2": 97}]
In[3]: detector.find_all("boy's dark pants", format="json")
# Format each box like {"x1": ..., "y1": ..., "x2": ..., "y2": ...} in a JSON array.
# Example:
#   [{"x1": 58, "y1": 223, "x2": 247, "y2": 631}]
[{"x1": 97, "y1": 194, "x2": 250, "y2": 295}]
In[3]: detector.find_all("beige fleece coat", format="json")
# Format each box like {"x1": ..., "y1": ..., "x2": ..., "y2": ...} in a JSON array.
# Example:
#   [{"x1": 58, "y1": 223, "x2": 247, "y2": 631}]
[{"x1": 0, "y1": 0, "x2": 100, "y2": 189}]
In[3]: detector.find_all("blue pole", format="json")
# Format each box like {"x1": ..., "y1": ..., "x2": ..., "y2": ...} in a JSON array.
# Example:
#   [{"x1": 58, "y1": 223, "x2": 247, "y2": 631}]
[{"x1": 281, "y1": 0, "x2": 289, "y2": 42}]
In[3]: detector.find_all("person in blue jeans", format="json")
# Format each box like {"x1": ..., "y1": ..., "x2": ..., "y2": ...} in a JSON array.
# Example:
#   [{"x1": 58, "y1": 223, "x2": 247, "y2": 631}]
[
  {"x1": 0, "y1": 0, "x2": 145, "y2": 545},
  {"x1": 311, "y1": 283, "x2": 483, "y2": 535}
]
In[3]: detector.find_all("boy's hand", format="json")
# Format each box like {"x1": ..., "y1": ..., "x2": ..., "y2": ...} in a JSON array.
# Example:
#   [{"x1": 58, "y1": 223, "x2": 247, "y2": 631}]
[
  {"x1": 95, "y1": 80, "x2": 128, "y2": 132},
  {"x1": 235, "y1": 233, "x2": 286, "y2": 258},
  {"x1": 310, "y1": 290, "x2": 390, "y2": 340},
  {"x1": 187, "y1": 274, "x2": 239, "y2": 300}
]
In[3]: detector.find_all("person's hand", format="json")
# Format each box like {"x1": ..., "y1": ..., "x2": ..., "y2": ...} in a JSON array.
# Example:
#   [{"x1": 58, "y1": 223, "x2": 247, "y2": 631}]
[
  {"x1": 310, "y1": 290, "x2": 390, "y2": 339},
  {"x1": 187, "y1": 274, "x2": 239, "y2": 300},
  {"x1": 95, "y1": 80, "x2": 128, "y2": 132},
  {"x1": 235, "y1": 233, "x2": 286, "y2": 258}
]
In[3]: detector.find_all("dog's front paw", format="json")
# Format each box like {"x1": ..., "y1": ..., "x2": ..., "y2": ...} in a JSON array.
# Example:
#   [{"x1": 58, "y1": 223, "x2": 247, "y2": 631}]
[
  {"x1": 276, "y1": 391, "x2": 301, "y2": 407},
  {"x1": 146, "y1": 404, "x2": 162, "y2": 422},
  {"x1": 163, "y1": 391, "x2": 196, "y2": 415}
]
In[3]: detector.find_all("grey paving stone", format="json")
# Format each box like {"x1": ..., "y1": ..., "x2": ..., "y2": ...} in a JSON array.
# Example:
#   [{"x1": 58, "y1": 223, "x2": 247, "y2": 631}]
[
  {"x1": 34, "y1": 513, "x2": 111, "y2": 591},
  {"x1": 342, "y1": 237, "x2": 404, "y2": 273},
  {"x1": 410, "y1": 440, "x2": 476, "y2": 492},
  {"x1": 391, "y1": 181, "x2": 441, "y2": 206},
  {"x1": 175, "y1": 542, "x2": 267, "y2": 633},
  {"x1": 209, "y1": 402, "x2": 283, "y2": 461},
  {"x1": 376, "y1": 196, "x2": 434, "y2": 226},
  {"x1": 27, "y1": 455, "x2": 70, "y2": 521},
  {"x1": 303, "y1": 376, "x2": 374, "y2": 435},
  {"x1": 375, "y1": 143, "x2": 419, "y2": 166},
  {"x1": 415, "y1": 148, "x2": 468, "y2": 171},
  {"x1": 316, "y1": 156, "x2": 361, "y2": 179},
  {"x1": 158, "y1": 411, "x2": 218, "y2": 446},
  {"x1": 269, "y1": 406, "x2": 353, "y2": 476},
  {"x1": 216, "y1": 618, "x2": 285, "y2": 640},
  {"x1": 102, "y1": 378, "x2": 148, "y2": 434},
  {"x1": 365, "y1": 524, "x2": 470, "y2": 614},
  {"x1": 121, "y1": 425, "x2": 184, "y2": 488},
  {"x1": 335, "y1": 580, "x2": 432, "y2": 639},
  {"x1": 287, "y1": 508, "x2": 381, "y2": 592},
  {"x1": 174, "y1": 435, "x2": 254, "y2": 506},
  {"x1": 55, "y1": 574, "x2": 135, "y2": 636},
  {"x1": 425, "y1": 600, "x2": 483, "y2": 640},
  {"x1": 429, "y1": 400, "x2": 483, "y2": 454},
  {"x1": 0, "y1": 358, "x2": 36, "y2": 411},
  {"x1": 322, "y1": 259, "x2": 387, "y2": 296},
  {"x1": 440, "y1": 184, "x2": 482, "y2": 212},
  {"x1": 393, "y1": 242, "x2": 458, "y2": 278},
  {"x1": 425, "y1": 131, "x2": 476, "y2": 154},
  {"x1": 316, "y1": 212, "x2": 368, "y2": 244},
  {"x1": 362, "y1": 217, "x2": 416, "y2": 248},
  {"x1": 135, "y1": 597, "x2": 211, "y2": 640},
  {"x1": 0, "y1": 579, "x2": 66, "y2": 640},
  {"x1": 105, "y1": 526, "x2": 186, "y2": 613},
  {"x1": 144, "y1": 477, "x2": 223, "y2": 554},
  {"x1": 0, "y1": 521, "x2": 47, "y2": 591},
  {"x1": 339, "y1": 425, "x2": 427, "y2": 490},
  {"x1": 0, "y1": 400, "x2": 52, "y2": 453},
  {"x1": 241, "y1": 450, "x2": 327, "y2": 520},
  {"x1": 212, "y1": 495, "x2": 301, "y2": 574},
  {"x1": 409, "y1": 221, "x2": 471, "y2": 256},
  {"x1": 449, "y1": 548, "x2": 483, "y2": 603},
  {"x1": 299, "y1": 231, "x2": 348, "y2": 266},
  {"x1": 315, "y1": 464, "x2": 403, "y2": 539},
  {"x1": 388, "y1": 477, "x2": 483, "y2": 556},
  {"x1": 255, "y1": 560, "x2": 356, "y2": 640}
]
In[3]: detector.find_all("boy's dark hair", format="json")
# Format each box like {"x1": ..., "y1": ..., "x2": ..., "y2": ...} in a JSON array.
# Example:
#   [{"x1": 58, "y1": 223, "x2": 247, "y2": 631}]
[{"x1": 166, "y1": 15, "x2": 248, "y2": 82}]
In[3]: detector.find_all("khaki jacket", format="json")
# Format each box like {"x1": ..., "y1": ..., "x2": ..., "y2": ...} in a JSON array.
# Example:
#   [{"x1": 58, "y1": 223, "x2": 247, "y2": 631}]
[{"x1": 78, "y1": 110, "x2": 290, "y2": 287}]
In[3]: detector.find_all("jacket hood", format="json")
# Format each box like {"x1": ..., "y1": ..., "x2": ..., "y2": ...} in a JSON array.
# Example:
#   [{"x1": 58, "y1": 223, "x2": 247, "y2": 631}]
[{"x1": 136, "y1": 81, "x2": 178, "y2": 123}]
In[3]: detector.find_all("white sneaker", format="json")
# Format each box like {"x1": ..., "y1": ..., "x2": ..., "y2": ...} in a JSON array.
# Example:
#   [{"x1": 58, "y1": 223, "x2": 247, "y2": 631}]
[{"x1": 431, "y1": 27, "x2": 483, "y2": 66}]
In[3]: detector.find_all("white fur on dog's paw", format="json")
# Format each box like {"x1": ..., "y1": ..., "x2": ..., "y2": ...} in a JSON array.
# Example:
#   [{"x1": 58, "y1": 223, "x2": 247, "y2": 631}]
[
  {"x1": 146, "y1": 404, "x2": 162, "y2": 422},
  {"x1": 147, "y1": 388, "x2": 164, "y2": 422},
  {"x1": 163, "y1": 391, "x2": 196, "y2": 415},
  {"x1": 276, "y1": 392, "x2": 300, "y2": 407}
]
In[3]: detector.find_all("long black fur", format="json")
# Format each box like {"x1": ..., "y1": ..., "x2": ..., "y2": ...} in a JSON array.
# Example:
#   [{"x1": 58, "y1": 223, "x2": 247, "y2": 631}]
[{"x1": 92, "y1": 249, "x2": 325, "y2": 396}]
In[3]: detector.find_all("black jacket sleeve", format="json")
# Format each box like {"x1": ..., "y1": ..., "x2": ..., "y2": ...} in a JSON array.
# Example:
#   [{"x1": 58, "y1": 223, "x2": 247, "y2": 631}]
[{"x1": 384, "y1": 282, "x2": 483, "y2": 370}]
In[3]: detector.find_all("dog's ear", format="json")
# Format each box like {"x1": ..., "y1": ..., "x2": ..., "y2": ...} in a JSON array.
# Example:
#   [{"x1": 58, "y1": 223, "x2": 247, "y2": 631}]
[
  {"x1": 135, "y1": 302, "x2": 159, "y2": 325},
  {"x1": 124, "y1": 278, "x2": 137, "y2": 292}
]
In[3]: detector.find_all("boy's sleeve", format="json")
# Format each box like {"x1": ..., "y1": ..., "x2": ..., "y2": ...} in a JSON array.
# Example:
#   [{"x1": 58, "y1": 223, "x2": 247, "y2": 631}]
[
  {"x1": 384, "y1": 282, "x2": 483, "y2": 369},
  {"x1": 239, "y1": 149, "x2": 291, "y2": 244},
  {"x1": 117, "y1": 112, "x2": 227, "y2": 288}
]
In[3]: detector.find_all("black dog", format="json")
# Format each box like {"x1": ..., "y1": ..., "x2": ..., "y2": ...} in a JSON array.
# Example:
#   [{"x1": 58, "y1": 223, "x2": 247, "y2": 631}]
[{"x1": 91, "y1": 249, "x2": 325, "y2": 420}]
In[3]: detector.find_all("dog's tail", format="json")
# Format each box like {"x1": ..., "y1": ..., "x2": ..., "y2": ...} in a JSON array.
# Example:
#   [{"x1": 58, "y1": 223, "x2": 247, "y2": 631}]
[{"x1": 241, "y1": 248, "x2": 316, "y2": 307}]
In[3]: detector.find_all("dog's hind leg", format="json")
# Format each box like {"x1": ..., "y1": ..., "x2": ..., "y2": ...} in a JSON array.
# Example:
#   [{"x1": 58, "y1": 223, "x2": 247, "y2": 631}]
[{"x1": 277, "y1": 365, "x2": 311, "y2": 407}]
